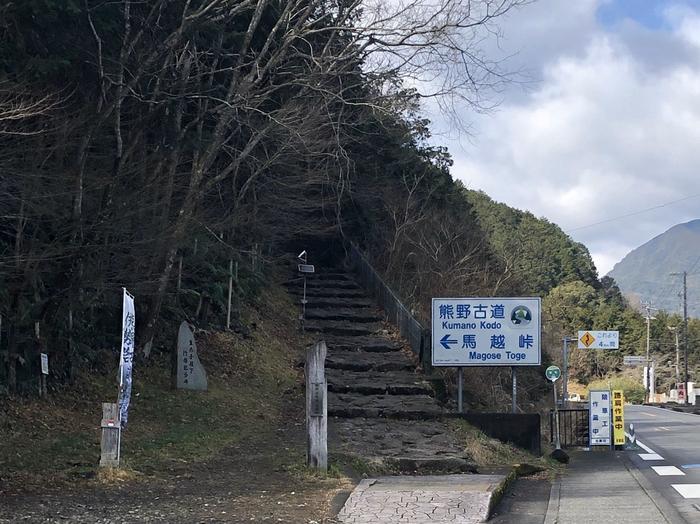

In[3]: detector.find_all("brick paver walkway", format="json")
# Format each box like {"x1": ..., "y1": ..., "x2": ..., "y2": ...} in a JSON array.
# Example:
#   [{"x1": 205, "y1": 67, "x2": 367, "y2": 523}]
[{"x1": 337, "y1": 475, "x2": 506, "y2": 524}]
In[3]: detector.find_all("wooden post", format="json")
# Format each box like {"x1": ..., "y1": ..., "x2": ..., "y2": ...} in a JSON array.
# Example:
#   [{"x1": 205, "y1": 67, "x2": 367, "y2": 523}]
[
  {"x1": 177, "y1": 255, "x2": 183, "y2": 291},
  {"x1": 226, "y1": 259, "x2": 233, "y2": 330},
  {"x1": 305, "y1": 341, "x2": 327, "y2": 472},
  {"x1": 100, "y1": 402, "x2": 121, "y2": 467},
  {"x1": 233, "y1": 261, "x2": 239, "y2": 320},
  {"x1": 39, "y1": 352, "x2": 48, "y2": 398}
]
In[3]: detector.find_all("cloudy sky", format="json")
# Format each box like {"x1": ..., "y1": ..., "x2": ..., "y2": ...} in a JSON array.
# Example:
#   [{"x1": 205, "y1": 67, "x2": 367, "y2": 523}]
[{"x1": 429, "y1": 0, "x2": 700, "y2": 275}]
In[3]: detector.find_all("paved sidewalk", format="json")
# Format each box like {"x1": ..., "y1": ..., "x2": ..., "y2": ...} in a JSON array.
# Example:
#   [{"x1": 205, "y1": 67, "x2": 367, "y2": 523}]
[
  {"x1": 337, "y1": 474, "x2": 508, "y2": 523},
  {"x1": 545, "y1": 450, "x2": 685, "y2": 524}
]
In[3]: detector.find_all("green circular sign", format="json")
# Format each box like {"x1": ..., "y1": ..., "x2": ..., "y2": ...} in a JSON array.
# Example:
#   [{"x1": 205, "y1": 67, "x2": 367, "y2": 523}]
[{"x1": 545, "y1": 365, "x2": 561, "y2": 382}]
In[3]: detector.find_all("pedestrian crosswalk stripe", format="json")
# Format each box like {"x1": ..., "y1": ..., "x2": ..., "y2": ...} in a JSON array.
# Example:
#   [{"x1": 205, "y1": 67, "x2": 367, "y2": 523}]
[
  {"x1": 672, "y1": 485, "x2": 700, "y2": 499},
  {"x1": 651, "y1": 466, "x2": 684, "y2": 476},
  {"x1": 639, "y1": 453, "x2": 664, "y2": 460}
]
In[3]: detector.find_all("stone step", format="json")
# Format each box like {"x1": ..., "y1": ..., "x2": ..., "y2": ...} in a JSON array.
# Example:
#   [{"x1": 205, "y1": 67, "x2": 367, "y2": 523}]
[
  {"x1": 304, "y1": 320, "x2": 382, "y2": 336},
  {"x1": 326, "y1": 350, "x2": 415, "y2": 372},
  {"x1": 377, "y1": 456, "x2": 478, "y2": 474},
  {"x1": 327, "y1": 369, "x2": 433, "y2": 396},
  {"x1": 331, "y1": 419, "x2": 475, "y2": 473},
  {"x1": 302, "y1": 296, "x2": 374, "y2": 309},
  {"x1": 305, "y1": 308, "x2": 382, "y2": 322},
  {"x1": 325, "y1": 336, "x2": 401, "y2": 353},
  {"x1": 290, "y1": 287, "x2": 367, "y2": 298},
  {"x1": 307, "y1": 272, "x2": 352, "y2": 281},
  {"x1": 287, "y1": 279, "x2": 360, "y2": 290},
  {"x1": 328, "y1": 393, "x2": 444, "y2": 419}
]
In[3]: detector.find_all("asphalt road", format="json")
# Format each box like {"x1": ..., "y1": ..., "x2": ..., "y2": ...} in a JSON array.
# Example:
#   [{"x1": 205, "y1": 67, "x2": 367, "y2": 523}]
[{"x1": 626, "y1": 404, "x2": 700, "y2": 522}]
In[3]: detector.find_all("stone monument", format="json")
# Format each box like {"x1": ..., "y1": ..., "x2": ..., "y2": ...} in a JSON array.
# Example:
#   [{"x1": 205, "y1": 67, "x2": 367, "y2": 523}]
[{"x1": 176, "y1": 321, "x2": 208, "y2": 391}]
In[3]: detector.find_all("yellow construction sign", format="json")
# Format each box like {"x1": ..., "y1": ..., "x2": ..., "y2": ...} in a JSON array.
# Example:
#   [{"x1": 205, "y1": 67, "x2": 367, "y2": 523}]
[{"x1": 612, "y1": 390, "x2": 625, "y2": 446}]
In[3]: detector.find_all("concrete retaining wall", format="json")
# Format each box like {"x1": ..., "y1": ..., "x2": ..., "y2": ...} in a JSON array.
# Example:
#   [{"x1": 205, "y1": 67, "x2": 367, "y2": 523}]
[{"x1": 450, "y1": 413, "x2": 541, "y2": 455}]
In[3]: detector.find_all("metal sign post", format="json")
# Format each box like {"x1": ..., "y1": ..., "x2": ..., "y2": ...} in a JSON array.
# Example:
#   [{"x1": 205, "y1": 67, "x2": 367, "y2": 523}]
[
  {"x1": 546, "y1": 365, "x2": 562, "y2": 450},
  {"x1": 297, "y1": 251, "x2": 314, "y2": 330},
  {"x1": 457, "y1": 367, "x2": 463, "y2": 413},
  {"x1": 511, "y1": 367, "x2": 517, "y2": 414},
  {"x1": 562, "y1": 336, "x2": 571, "y2": 407}
]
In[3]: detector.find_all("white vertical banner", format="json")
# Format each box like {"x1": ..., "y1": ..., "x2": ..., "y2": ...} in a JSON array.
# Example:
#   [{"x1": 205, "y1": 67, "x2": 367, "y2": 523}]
[
  {"x1": 118, "y1": 289, "x2": 135, "y2": 429},
  {"x1": 589, "y1": 390, "x2": 612, "y2": 446}
]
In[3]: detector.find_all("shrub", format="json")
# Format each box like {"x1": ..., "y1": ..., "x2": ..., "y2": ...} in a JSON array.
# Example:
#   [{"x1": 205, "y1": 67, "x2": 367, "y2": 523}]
[{"x1": 587, "y1": 377, "x2": 646, "y2": 404}]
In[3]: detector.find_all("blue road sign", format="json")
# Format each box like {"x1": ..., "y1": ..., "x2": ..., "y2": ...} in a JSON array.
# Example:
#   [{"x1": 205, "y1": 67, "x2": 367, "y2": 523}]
[{"x1": 431, "y1": 297, "x2": 541, "y2": 367}]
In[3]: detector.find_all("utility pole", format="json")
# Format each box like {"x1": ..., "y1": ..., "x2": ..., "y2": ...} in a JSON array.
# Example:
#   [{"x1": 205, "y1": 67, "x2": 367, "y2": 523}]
[
  {"x1": 683, "y1": 271, "x2": 689, "y2": 406},
  {"x1": 669, "y1": 326, "x2": 680, "y2": 390},
  {"x1": 643, "y1": 302, "x2": 655, "y2": 402},
  {"x1": 671, "y1": 272, "x2": 689, "y2": 405},
  {"x1": 562, "y1": 336, "x2": 572, "y2": 407}
]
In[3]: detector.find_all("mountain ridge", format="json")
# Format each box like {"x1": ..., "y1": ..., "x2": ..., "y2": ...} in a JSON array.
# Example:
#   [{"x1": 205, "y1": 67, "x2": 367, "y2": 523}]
[{"x1": 608, "y1": 219, "x2": 700, "y2": 317}]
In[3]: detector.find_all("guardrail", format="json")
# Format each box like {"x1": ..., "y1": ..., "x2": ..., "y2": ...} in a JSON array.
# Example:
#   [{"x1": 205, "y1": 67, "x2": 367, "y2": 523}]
[{"x1": 345, "y1": 242, "x2": 431, "y2": 369}]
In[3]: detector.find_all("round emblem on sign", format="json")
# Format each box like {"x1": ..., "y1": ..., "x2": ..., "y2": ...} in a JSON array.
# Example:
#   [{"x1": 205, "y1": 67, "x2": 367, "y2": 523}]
[
  {"x1": 510, "y1": 305, "x2": 532, "y2": 326},
  {"x1": 545, "y1": 365, "x2": 561, "y2": 382}
]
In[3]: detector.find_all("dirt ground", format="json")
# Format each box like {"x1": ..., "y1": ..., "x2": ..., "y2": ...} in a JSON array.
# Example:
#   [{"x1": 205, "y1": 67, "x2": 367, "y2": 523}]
[
  {"x1": 1, "y1": 414, "x2": 353, "y2": 523},
  {"x1": 0, "y1": 286, "x2": 354, "y2": 523},
  {"x1": 0, "y1": 281, "x2": 553, "y2": 523}
]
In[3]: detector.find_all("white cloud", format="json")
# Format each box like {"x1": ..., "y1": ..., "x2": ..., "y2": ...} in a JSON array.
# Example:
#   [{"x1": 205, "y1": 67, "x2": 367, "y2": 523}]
[{"x1": 434, "y1": 0, "x2": 700, "y2": 276}]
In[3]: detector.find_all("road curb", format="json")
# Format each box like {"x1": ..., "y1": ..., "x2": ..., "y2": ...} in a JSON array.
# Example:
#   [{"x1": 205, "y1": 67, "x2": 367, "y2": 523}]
[
  {"x1": 543, "y1": 473, "x2": 560, "y2": 524},
  {"x1": 487, "y1": 468, "x2": 518, "y2": 519},
  {"x1": 618, "y1": 452, "x2": 687, "y2": 524}
]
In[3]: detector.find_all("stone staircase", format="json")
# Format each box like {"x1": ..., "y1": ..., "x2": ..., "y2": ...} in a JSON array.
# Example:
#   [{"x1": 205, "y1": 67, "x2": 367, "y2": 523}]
[{"x1": 288, "y1": 269, "x2": 475, "y2": 474}]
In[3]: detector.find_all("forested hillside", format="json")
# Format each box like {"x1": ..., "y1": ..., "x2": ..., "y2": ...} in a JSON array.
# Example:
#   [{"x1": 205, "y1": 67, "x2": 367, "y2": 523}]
[
  {"x1": 0, "y1": 0, "x2": 526, "y2": 392},
  {"x1": 464, "y1": 190, "x2": 598, "y2": 294},
  {"x1": 461, "y1": 191, "x2": 700, "y2": 391},
  {"x1": 1, "y1": 0, "x2": 695, "y2": 401}
]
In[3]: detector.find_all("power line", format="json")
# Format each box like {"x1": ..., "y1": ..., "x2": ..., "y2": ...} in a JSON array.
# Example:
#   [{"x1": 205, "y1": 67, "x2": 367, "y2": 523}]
[
  {"x1": 651, "y1": 256, "x2": 700, "y2": 313},
  {"x1": 568, "y1": 193, "x2": 700, "y2": 232}
]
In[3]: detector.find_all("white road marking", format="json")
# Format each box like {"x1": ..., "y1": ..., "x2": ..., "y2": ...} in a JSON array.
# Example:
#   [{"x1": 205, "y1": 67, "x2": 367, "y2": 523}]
[
  {"x1": 640, "y1": 412, "x2": 657, "y2": 417},
  {"x1": 672, "y1": 485, "x2": 700, "y2": 498},
  {"x1": 651, "y1": 466, "x2": 685, "y2": 476},
  {"x1": 627, "y1": 405, "x2": 699, "y2": 418},
  {"x1": 624, "y1": 433, "x2": 655, "y2": 454},
  {"x1": 639, "y1": 453, "x2": 664, "y2": 460},
  {"x1": 657, "y1": 426, "x2": 671, "y2": 431}
]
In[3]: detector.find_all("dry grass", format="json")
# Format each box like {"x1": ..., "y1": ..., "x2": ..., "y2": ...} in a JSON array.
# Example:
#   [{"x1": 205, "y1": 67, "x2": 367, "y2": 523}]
[
  {"x1": 95, "y1": 466, "x2": 140, "y2": 485},
  {"x1": 0, "y1": 285, "x2": 312, "y2": 490},
  {"x1": 451, "y1": 420, "x2": 562, "y2": 477}
]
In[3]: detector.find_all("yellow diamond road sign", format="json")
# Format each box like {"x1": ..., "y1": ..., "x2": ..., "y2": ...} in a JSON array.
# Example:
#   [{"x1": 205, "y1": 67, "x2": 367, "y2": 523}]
[
  {"x1": 578, "y1": 330, "x2": 619, "y2": 349},
  {"x1": 580, "y1": 331, "x2": 596, "y2": 348}
]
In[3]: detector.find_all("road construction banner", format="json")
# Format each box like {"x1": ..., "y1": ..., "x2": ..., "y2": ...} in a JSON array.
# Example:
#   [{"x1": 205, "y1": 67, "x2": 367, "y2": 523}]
[
  {"x1": 589, "y1": 390, "x2": 612, "y2": 445},
  {"x1": 118, "y1": 289, "x2": 135, "y2": 428},
  {"x1": 612, "y1": 390, "x2": 625, "y2": 446}
]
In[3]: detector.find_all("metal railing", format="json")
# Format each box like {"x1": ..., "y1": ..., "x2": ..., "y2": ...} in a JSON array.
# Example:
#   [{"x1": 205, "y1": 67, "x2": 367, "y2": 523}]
[
  {"x1": 550, "y1": 408, "x2": 589, "y2": 448},
  {"x1": 345, "y1": 242, "x2": 430, "y2": 366}
]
